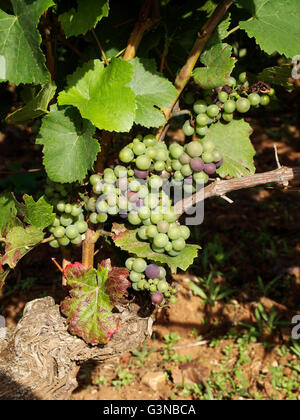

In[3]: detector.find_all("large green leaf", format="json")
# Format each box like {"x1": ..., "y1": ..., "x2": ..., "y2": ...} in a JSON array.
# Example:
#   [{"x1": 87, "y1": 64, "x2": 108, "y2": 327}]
[
  {"x1": 193, "y1": 44, "x2": 235, "y2": 89},
  {"x1": 239, "y1": 0, "x2": 300, "y2": 58},
  {"x1": 0, "y1": 193, "x2": 18, "y2": 235},
  {"x1": 36, "y1": 105, "x2": 99, "y2": 183},
  {"x1": 6, "y1": 82, "x2": 56, "y2": 124},
  {"x1": 257, "y1": 66, "x2": 293, "y2": 89},
  {"x1": 0, "y1": 0, "x2": 54, "y2": 84},
  {"x1": 61, "y1": 261, "x2": 130, "y2": 345},
  {"x1": 17, "y1": 195, "x2": 55, "y2": 229},
  {"x1": 203, "y1": 120, "x2": 255, "y2": 178},
  {"x1": 58, "y1": 59, "x2": 136, "y2": 132},
  {"x1": 112, "y1": 224, "x2": 200, "y2": 274},
  {"x1": 128, "y1": 58, "x2": 177, "y2": 128},
  {"x1": 59, "y1": 0, "x2": 109, "y2": 38},
  {"x1": 0, "y1": 226, "x2": 44, "y2": 268}
]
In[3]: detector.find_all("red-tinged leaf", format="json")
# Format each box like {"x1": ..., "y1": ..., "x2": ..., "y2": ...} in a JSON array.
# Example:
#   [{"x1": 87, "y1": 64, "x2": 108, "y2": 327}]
[{"x1": 61, "y1": 261, "x2": 130, "y2": 345}]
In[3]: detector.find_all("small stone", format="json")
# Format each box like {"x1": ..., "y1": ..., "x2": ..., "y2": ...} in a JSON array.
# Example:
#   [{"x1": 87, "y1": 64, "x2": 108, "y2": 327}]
[{"x1": 141, "y1": 371, "x2": 166, "y2": 391}]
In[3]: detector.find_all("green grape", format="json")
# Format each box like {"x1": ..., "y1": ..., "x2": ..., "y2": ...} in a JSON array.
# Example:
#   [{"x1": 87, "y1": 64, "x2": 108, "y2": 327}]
[
  {"x1": 236, "y1": 98, "x2": 251, "y2": 113},
  {"x1": 96, "y1": 200, "x2": 108, "y2": 213},
  {"x1": 129, "y1": 180, "x2": 140, "y2": 193},
  {"x1": 137, "y1": 185, "x2": 149, "y2": 199},
  {"x1": 132, "y1": 258, "x2": 147, "y2": 273},
  {"x1": 148, "y1": 175, "x2": 163, "y2": 190},
  {"x1": 90, "y1": 174, "x2": 101, "y2": 185},
  {"x1": 179, "y1": 153, "x2": 191, "y2": 165},
  {"x1": 172, "y1": 237, "x2": 186, "y2": 251},
  {"x1": 149, "y1": 285, "x2": 157, "y2": 293},
  {"x1": 93, "y1": 183, "x2": 103, "y2": 195},
  {"x1": 268, "y1": 88, "x2": 275, "y2": 97},
  {"x1": 114, "y1": 165, "x2": 127, "y2": 178},
  {"x1": 169, "y1": 295, "x2": 178, "y2": 304},
  {"x1": 52, "y1": 216, "x2": 60, "y2": 227},
  {"x1": 107, "y1": 205, "x2": 119, "y2": 215},
  {"x1": 131, "y1": 282, "x2": 140, "y2": 291},
  {"x1": 154, "y1": 149, "x2": 169, "y2": 162},
  {"x1": 222, "y1": 112, "x2": 233, "y2": 122},
  {"x1": 196, "y1": 113, "x2": 209, "y2": 127},
  {"x1": 213, "y1": 150, "x2": 222, "y2": 162},
  {"x1": 87, "y1": 197, "x2": 96, "y2": 212},
  {"x1": 260, "y1": 95, "x2": 270, "y2": 106},
  {"x1": 53, "y1": 226, "x2": 65, "y2": 238},
  {"x1": 184, "y1": 91, "x2": 195, "y2": 104},
  {"x1": 174, "y1": 170, "x2": 184, "y2": 181},
  {"x1": 145, "y1": 147, "x2": 156, "y2": 159},
  {"x1": 150, "y1": 212, "x2": 164, "y2": 225},
  {"x1": 223, "y1": 99, "x2": 236, "y2": 113},
  {"x1": 49, "y1": 239, "x2": 60, "y2": 248},
  {"x1": 206, "y1": 104, "x2": 220, "y2": 118},
  {"x1": 168, "y1": 224, "x2": 181, "y2": 240},
  {"x1": 180, "y1": 225, "x2": 190, "y2": 240},
  {"x1": 49, "y1": 226, "x2": 55, "y2": 234},
  {"x1": 104, "y1": 168, "x2": 114, "y2": 175},
  {"x1": 138, "y1": 225, "x2": 148, "y2": 240},
  {"x1": 58, "y1": 236, "x2": 70, "y2": 247},
  {"x1": 202, "y1": 138, "x2": 215, "y2": 152},
  {"x1": 158, "y1": 267, "x2": 166, "y2": 279},
  {"x1": 107, "y1": 194, "x2": 118, "y2": 207},
  {"x1": 97, "y1": 213, "x2": 107, "y2": 223},
  {"x1": 65, "y1": 225, "x2": 79, "y2": 239},
  {"x1": 186, "y1": 141, "x2": 203, "y2": 158},
  {"x1": 218, "y1": 91, "x2": 229, "y2": 103},
  {"x1": 182, "y1": 120, "x2": 195, "y2": 136},
  {"x1": 151, "y1": 245, "x2": 165, "y2": 253},
  {"x1": 181, "y1": 164, "x2": 193, "y2": 177},
  {"x1": 239, "y1": 72, "x2": 247, "y2": 83},
  {"x1": 143, "y1": 218, "x2": 152, "y2": 226},
  {"x1": 169, "y1": 143, "x2": 184, "y2": 159},
  {"x1": 193, "y1": 171, "x2": 209, "y2": 185},
  {"x1": 193, "y1": 100, "x2": 207, "y2": 114},
  {"x1": 71, "y1": 204, "x2": 82, "y2": 217},
  {"x1": 119, "y1": 147, "x2": 134, "y2": 163},
  {"x1": 130, "y1": 271, "x2": 142, "y2": 282},
  {"x1": 154, "y1": 160, "x2": 165, "y2": 172},
  {"x1": 89, "y1": 212, "x2": 98, "y2": 224},
  {"x1": 183, "y1": 184, "x2": 194, "y2": 194},
  {"x1": 196, "y1": 126, "x2": 208, "y2": 137},
  {"x1": 56, "y1": 201, "x2": 65, "y2": 213},
  {"x1": 71, "y1": 235, "x2": 83, "y2": 245},
  {"x1": 64, "y1": 204, "x2": 72, "y2": 214},
  {"x1": 128, "y1": 211, "x2": 142, "y2": 225},
  {"x1": 146, "y1": 225, "x2": 158, "y2": 238},
  {"x1": 143, "y1": 134, "x2": 156, "y2": 143},
  {"x1": 171, "y1": 159, "x2": 182, "y2": 171},
  {"x1": 132, "y1": 142, "x2": 146, "y2": 156},
  {"x1": 163, "y1": 207, "x2": 178, "y2": 223},
  {"x1": 75, "y1": 221, "x2": 88, "y2": 234},
  {"x1": 125, "y1": 257, "x2": 135, "y2": 270},
  {"x1": 60, "y1": 214, "x2": 73, "y2": 226},
  {"x1": 138, "y1": 206, "x2": 151, "y2": 220},
  {"x1": 103, "y1": 183, "x2": 116, "y2": 195},
  {"x1": 137, "y1": 280, "x2": 147, "y2": 290},
  {"x1": 128, "y1": 169, "x2": 134, "y2": 177},
  {"x1": 157, "y1": 220, "x2": 169, "y2": 233},
  {"x1": 227, "y1": 76, "x2": 237, "y2": 87},
  {"x1": 202, "y1": 151, "x2": 214, "y2": 163},
  {"x1": 104, "y1": 172, "x2": 117, "y2": 184},
  {"x1": 136, "y1": 155, "x2": 151, "y2": 170},
  {"x1": 145, "y1": 194, "x2": 159, "y2": 209},
  {"x1": 157, "y1": 280, "x2": 169, "y2": 293}
]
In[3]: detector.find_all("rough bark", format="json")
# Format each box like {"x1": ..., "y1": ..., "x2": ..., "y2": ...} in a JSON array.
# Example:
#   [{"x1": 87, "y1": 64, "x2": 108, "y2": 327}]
[{"x1": 0, "y1": 297, "x2": 153, "y2": 400}]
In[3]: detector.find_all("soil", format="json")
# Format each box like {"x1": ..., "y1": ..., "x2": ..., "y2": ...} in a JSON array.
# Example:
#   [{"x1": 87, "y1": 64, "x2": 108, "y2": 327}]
[{"x1": 1, "y1": 92, "x2": 300, "y2": 400}]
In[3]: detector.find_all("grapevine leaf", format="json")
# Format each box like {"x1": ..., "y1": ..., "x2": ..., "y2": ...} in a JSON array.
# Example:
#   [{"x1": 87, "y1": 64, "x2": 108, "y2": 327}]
[
  {"x1": 239, "y1": 0, "x2": 300, "y2": 58},
  {"x1": 36, "y1": 105, "x2": 99, "y2": 183},
  {"x1": 193, "y1": 44, "x2": 235, "y2": 89},
  {"x1": 0, "y1": 226, "x2": 44, "y2": 269},
  {"x1": 0, "y1": 0, "x2": 54, "y2": 84},
  {"x1": 257, "y1": 66, "x2": 293, "y2": 89},
  {"x1": 203, "y1": 120, "x2": 255, "y2": 178},
  {"x1": 0, "y1": 266, "x2": 10, "y2": 289},
  {"x1": 16, "y1": 194, "x2": 55, "y2": 230},
  {"x1": 128, "y1": 58, "x2": 177, "y2": 128},
  {"x1": 6, "y1": 82, "x2": 56, "y2": 124},
  {"x1": 206, "y1": 14, "x2": 231, "y2": 48},
  {"x1": 61, "y1": 264, "x2": 122, "y2": 345},
  {"x1": 100, "y1": 259, "x2": 130, "y2": 304},
  {"x1": 112, "y1": 224, "x2": 200, "y2": 274},
  {"x1": 59, "y1": 0, "x2": 109, "y2": 38},
  {"x1": 0, "y1": 192, "x2": 19, "y2": 235},
  {"x1": 58, "y1": 59, "x2": 136, "y2": 132}
]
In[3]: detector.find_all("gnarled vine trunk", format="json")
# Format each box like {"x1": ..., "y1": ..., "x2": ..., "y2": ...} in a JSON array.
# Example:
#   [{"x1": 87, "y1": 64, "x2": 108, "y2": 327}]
[{"x1": 0, "y1": 297, "x2": 153, "y2": 400}]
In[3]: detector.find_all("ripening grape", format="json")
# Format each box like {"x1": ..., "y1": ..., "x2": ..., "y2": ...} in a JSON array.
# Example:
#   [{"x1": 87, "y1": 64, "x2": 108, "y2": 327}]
[
  {"x1": 179, "y1": 153, "x2": 191, "y2": 165},
  {"x1": 190, "y1": 157, "x2": 204, "y2": 172},
  {"x1": 151, "y1": 291, "x2": 164, "y2": 305},
  {"x1": 204, "y1": 163, "x2": 216, "y2": 175}
]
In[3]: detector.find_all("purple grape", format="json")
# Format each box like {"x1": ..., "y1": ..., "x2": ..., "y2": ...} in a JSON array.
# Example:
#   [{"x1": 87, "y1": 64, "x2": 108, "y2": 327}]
[
  {"x1": 134, "y1": 198, "x2": 144, "y2": 210},
  {"x1": 190, "y1": 157, "x2": 205, "y2": 172},
  {"x1": 120, "y1": 212, "x2": 128, "y2": 219},
  {"x1": 145, "y1": 264, "x2": 160, "y2": 279},
  {"x1": 216, "y1": 158, "x2": 224, "y2": 168},
  {"x1": 184, "y1": 176, "x2": 193, "y2": 185},
  {"x1": 204, "y1": 163, "x2": 216, "y2": 175},
  {"x1": 134, "y1": 168, "x2": 149, "y2": 179},
  {"x1": 151, "y1": 291, "x2": 164, "y2": 305},
  {"x1": 127, "y1": 191, "x2": 138, "y2": 202}
]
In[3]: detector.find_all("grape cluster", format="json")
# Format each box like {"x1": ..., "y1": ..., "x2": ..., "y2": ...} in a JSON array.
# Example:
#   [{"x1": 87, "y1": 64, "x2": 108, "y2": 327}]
[
  {"x1": 183, "y1": 72, "x2": 274, "y2": 133},
  {"x1": 125, "y1": 258, "x2": 177, "y2": 305},
  {"x1": 45, "y1": 180, "x2": 88, "y2": 248}
]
